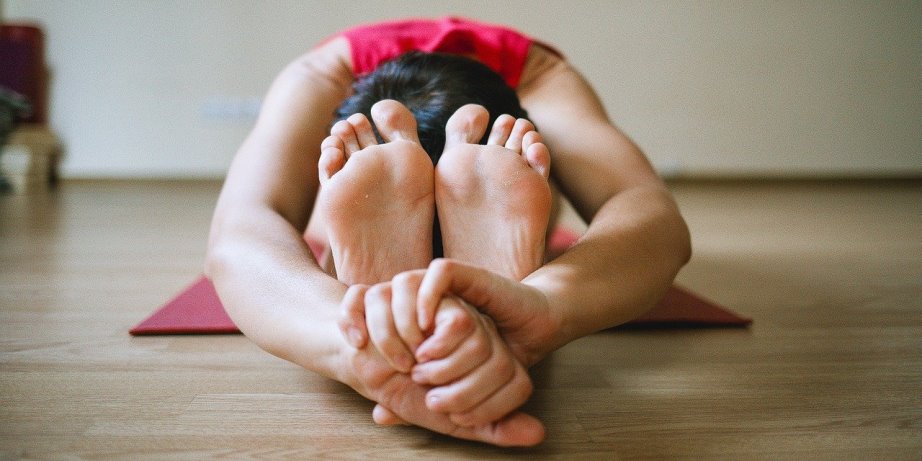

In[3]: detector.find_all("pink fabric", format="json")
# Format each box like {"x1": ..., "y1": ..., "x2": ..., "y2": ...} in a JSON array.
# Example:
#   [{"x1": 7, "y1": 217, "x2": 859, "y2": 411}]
[
  {"x1": 130, "y1": 276, "x2": 236, "y2": 335},
  {"x1": 341, "y1": 17, "x2": 535, "y2": 88}
]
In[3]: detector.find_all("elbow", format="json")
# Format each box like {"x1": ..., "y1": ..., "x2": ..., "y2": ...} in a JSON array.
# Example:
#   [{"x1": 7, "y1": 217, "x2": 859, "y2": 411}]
[
  {"x1": 203, "y1": 219, "x2": 235, "y2": 282},
  {"x1": 203, "y1": 241, "x2": 228, "y2": 282},
  {"x1": 655, "y1": 186, "x2": 692, "y2": 274},
  {"x1": 203, "y1": 206, "x2": 249, "y2": 282},
  {"x1": 668, "y1": 198, "x2": 693, "y2": 272},
  {"x1": 203, "y1": 243, "x2": 225, "y2": 281},
  {"x1": 676, "y1": 215, "x2": 692, "y2": 268},
  {"x1": 204, "y1": 226, "x2": 245, "y2": 283}
]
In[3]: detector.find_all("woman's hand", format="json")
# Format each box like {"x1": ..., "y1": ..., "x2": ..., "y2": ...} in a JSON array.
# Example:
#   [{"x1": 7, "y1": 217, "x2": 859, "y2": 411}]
[
  {"x1": 416, "y1": 259, "x2": 563, "y2": 368},
  {"x1": 339, "y1": 271, "x2": 539, "y2": 429},
  {"x1": 338, "y1": 283, "x2": 545, "y2": 446}
]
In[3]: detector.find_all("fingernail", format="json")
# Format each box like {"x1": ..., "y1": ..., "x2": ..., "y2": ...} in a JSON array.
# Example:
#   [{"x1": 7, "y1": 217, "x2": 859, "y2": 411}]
[{"x1": 426, "y1": 394, "x2": 441, "y2": 409}]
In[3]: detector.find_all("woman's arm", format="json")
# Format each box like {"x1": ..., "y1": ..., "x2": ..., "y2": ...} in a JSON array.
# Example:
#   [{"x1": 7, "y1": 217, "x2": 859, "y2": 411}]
[
  {"x1": 514, "y1": 45, "x2": 692, "y2": 361},
  {"x1": 205, "y1": 37, "x2": 355, "y2": 381}
]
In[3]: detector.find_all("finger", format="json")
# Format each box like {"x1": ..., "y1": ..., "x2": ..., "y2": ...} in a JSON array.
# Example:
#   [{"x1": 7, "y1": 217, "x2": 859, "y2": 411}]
[
  {"x1": 425, "y1": 339, "x2": 518, "y2": 415},
  {"x1": 412, "y1": 321, "x2": 490, "y2": 384},
  {"x1": 391, "y1": 271, "x2": 427, "y2": 351},
  {"x1": 418, "y1": 259, "x2": 508, "y2": 330},
  {"x1": 449, "y1": 364, "x2": 533, "y2": 428},
  {"x1": 337, "y1": 284, "x2": 369, "y2": 348},
  {"x1": 374, "y1": 380, "x2": 545, "y2": 447},
  {"x1": 365, "y1": 283, "x2": 416, "y2": 373},
  {"x1": 390, "y1": 406, "x2": 545, "y2": 447},
  {"x1": 414, "y1": 297, "x2": 478, "y2": 362},
  {"x1": 478, "y1": 411, "x2": 546, "y2": 447},
  {"x1": 449, "y1": 411, "x2": 546, "y2": 447},
  {"x1": 372, "y1": 404, "x2": 410, "y2": 426}
]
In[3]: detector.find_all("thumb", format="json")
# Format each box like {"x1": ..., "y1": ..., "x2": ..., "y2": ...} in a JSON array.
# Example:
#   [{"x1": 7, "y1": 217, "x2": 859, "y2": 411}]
[
  {"x1": 373, "y1": 402, "x2": 545, "y2": 446},
  {"x1": 372, "y1": 404, "x2": 410, "y2": 426},
  {"x1": 418, "y1": 259, "x2": 525, "y2": 329},
  {"x1": 463, "y1": 411, "x2": 546, "y2": 447}
]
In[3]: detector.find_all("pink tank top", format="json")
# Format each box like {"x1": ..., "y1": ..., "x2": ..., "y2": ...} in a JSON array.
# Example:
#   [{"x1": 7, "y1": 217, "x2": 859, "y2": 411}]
[{"x1": 341, "y1": 17, "x2": 537, "y2": 89}]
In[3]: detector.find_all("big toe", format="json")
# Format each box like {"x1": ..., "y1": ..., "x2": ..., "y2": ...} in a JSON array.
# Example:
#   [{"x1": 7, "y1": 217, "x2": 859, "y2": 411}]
[
  {"x1": 444, "y1": 104, "x2": 490, "y2": 150},
  {"x1": 370, "y1": 100, "x2": 421, "y2": 144}
]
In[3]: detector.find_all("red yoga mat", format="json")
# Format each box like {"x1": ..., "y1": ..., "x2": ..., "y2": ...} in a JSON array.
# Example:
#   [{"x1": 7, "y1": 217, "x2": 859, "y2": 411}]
[
  {"x1": 129, "y1": 276, "x2": 751, "y2": 335},
  {"x1": 130, "y1": 229, "x2": 750, "y2": 335}
]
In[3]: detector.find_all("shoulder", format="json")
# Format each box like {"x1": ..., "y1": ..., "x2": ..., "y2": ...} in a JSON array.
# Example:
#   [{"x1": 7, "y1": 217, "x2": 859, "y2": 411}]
[
  {"x1": 282, "y1": 35, "x2": 354, "y2": 87},
  {"x1": 517, "y1": 44, "x2": 576, "y2": 95}
]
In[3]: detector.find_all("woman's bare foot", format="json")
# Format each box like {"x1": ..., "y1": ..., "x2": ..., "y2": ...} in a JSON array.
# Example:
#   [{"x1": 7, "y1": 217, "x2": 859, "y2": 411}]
[
  {"x1": 434, "y1": 105, "x2": 552, "y2": 281},
  {"x1": 317, "y1": 100, "x2": 434, "y2": 285}
]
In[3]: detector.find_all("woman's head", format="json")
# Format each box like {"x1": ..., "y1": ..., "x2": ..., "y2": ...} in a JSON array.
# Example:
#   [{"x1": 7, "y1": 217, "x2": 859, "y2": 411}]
[{"x1": 335, "y1": 51, "x2": 528, "y2": 164}]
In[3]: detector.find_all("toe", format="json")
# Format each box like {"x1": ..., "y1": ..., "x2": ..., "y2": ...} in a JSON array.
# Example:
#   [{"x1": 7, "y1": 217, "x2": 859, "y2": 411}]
[
  {"x1": 504, "y1": 118, "x2": 535, "y2": 153},
  {"x1": 347, "y1": 113, "x2": 378, "y2": 149},
  {"x1": 330, "y1": 120, "x2": 360, "y2": 156},
  {"x1": 319, "y1": 135, "x2": 346, "y2": 184},
  {"x1": 522, "y1": 130, "x2": 544, "y2": 150},
  {"x1": 521, "y1": 131, "x2": 551, "y2": 178},
  {"x1": 486, "y1": 114, "x2": 515, "y2": 146},
  {"x1": 444, "y1": 104, "x2": 489, "y2": 150},
  {"x1": 524, "y1": 141, "x2": 551, "y2": 179},
  {"x1": 370, "y1": 100, "x2": 421, "y2": 144}
]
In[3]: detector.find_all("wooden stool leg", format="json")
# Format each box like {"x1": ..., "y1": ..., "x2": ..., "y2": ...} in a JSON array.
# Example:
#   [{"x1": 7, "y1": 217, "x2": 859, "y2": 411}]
[{"x1": 1, "y1": 124, "x2": 60, "y2": 194}]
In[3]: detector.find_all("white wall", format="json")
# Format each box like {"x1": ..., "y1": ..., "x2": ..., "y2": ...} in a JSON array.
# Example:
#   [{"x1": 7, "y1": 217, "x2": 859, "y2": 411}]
[{"x1": 4, "y1": 0, "x2": 921, "y2": 178}]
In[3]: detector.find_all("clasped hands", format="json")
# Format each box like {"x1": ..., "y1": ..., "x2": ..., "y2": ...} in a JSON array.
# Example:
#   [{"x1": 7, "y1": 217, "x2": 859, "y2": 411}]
[{"x1": 336, "y1": 258, "x2": 556, "y2": 446}]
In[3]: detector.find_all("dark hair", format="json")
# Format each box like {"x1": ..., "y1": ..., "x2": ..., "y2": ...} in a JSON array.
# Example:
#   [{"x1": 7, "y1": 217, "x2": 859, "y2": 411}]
[{"x1": 335, "y1": 51, "x2": 528, "y2": 164}]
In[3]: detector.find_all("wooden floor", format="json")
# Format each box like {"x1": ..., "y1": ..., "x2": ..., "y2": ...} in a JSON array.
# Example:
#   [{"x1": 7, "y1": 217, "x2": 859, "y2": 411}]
[{"x1": 1, "y1": 179, "x2": 920, "y2": 459}]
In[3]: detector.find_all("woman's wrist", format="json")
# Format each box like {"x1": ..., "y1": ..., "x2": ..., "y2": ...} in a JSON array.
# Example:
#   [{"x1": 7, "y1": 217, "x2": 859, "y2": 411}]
[
  {"x1": 518, "y1": 267, "x2": 587, "y2": 367},
  {"x1": 502, "y1": 278, "x2": 564, "y2": 368},
  {"x1": 233, "y1": 297, "x2": 360, "y2": 390}
]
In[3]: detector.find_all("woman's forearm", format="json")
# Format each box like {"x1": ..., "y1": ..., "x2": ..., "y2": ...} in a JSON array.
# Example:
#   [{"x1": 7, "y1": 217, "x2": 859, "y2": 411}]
[
  {"x1": 206, "y1": 204, "x2": 353, "y2": 383},
  {"x1": 516, "y1": 49, "x2": 692, "y2": 356},
  {"x1": 523, "y1": 183, "x2": 691, "y2": 353},
  {"x1": 204, "y1": 37, "x2": 357, "y2": 381}
]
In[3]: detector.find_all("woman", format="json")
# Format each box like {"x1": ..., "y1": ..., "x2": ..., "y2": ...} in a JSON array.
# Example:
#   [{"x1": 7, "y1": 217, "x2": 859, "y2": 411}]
[{"x1": 206, "y1": 17, "x2": 690, "y2": 446}]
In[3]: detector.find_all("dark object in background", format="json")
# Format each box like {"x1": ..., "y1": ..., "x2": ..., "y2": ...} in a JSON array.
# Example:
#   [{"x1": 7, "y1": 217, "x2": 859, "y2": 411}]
[
  {"x1": 0, "y1": 23, "x2": 60, "y2": 194},
  {"x1": 1, "y1": 24, "x2": 46, "y2": 125},
  {"x1": 0, "y1": 87, "x2": 31, "y2": 145}
]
